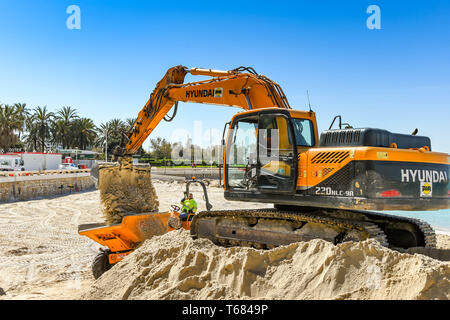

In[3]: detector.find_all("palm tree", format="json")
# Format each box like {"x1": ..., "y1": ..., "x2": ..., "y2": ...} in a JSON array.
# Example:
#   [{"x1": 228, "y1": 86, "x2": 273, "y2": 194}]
[
  {"x1": 57, "y1": 106, "x2": 79, "y2": 123},
  {"x1": 125, "y1": 117, "x2": 136, "y2": 130},
  {"x1": 50, "y1": 119, "x2": 66, "y2": 149},
  {"x1": 95, "y1": 119, "x2": 126, "y2": 157},
  {"x1": 108, "y1": 118, "x2": 127, "y2": 144},
  {"x1": 95, "y1": 122, "x2": 109, "y2": 147},
  {"x1": 33, "y1": 106, "x2": 55, "y2": 152},
  {"x1": 95, "y1": 122, "x2": 111, "y2": 160},
  {"x1": 108, "y1": 118, "x2": 127, "y2": 134},
  {"x1": 23, "y1": 115, "x2": 39, "y2": 151},
  {"x1": 72, "y1": 117, "x2": 97, "y2": 150},
  {"x1": 55, "y1": 106, "x2": 79, "y2": 148},
  {"x1": 13, "y1": 103, "x2": 29, "y2": 139},
  {"x1": 0, "y1": 104, "x2": 22, "y2": 151}
]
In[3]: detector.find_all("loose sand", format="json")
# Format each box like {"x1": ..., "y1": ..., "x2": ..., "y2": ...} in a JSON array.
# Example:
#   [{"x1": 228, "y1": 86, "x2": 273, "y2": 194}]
[
  {"x1": 98, "y1": 160, "x2": 159, "y2": 224},
  {"x1": 0, "y1": 180, "x2": 449, "y2": 300},
  {"x1": 81, "y1": 230, "x2": 450, "y2": 300}
]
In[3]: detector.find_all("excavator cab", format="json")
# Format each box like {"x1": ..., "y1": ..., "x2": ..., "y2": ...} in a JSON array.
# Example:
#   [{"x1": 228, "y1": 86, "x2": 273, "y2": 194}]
[{"x1": 224, "y1": 108, "x2": 317, "y2": 196}]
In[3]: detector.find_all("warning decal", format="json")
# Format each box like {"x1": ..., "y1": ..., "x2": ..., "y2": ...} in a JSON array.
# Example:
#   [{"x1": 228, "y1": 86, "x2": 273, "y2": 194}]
[
  {"x1": 420, "y1": 181, "x2": 432, "y2": 197},
  {"x1": 214, "y1": 87, "x2": 223, "y2": 98}
]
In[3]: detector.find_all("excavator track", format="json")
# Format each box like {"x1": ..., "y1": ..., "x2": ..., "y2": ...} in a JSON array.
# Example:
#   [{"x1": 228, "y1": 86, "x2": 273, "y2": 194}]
[
  {"x1": 191, "y1": 209, "x2": 388, "y2": 249},
  {"x1": 190, "y1": 208, "x2": 436, "y2": 249},
  {"x1": 343, "y1": 210, "x2": 437, "y2": 248}
]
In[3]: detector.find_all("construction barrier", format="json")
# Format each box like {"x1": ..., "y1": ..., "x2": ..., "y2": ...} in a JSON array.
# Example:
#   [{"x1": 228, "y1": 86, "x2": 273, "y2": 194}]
[
  {"x1": 0, "y1": 169, "x2": 95, "y2": 202},
  {"x1": 0, "y1": 169, "x2": 90, "y2": 178}
]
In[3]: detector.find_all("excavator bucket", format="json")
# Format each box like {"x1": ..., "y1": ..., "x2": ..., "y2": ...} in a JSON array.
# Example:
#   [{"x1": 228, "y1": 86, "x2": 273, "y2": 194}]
[{"x1": 98, "y1": 157, "x2": 159, "y2": 225}]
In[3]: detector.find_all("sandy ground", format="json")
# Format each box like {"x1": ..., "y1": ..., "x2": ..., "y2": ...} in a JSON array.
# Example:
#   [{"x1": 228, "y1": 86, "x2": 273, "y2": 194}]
[
  {"x1": 0, "y1": 180, "x2": 448, "y2": 300},
  {"x1": 0, "y1": 180, "x2": 271, "y2": 300},
  {"x1": 81, "y1": 230, "x2": 450, "y2": 300}
]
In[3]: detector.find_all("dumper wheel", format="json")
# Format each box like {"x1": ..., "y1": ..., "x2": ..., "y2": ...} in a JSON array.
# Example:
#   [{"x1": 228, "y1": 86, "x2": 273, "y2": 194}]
[{"x1": 92, "y1": 251, "x2": 112, "y2": 279}]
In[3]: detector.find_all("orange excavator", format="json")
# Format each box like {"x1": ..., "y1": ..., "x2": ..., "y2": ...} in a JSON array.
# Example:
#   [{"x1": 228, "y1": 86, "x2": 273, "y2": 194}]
[{"x1": 80, "y1": 65, "x2": 449, "y2": 278}]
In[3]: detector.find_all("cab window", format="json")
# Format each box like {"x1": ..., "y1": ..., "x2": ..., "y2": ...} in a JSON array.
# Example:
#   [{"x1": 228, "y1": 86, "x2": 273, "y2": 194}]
[
  {"x1": 292, "y1": 118, "x2": 315, "y2": 147},
  {"x1": 227, "y1": 116, "x2": 258, "y2": 189}
]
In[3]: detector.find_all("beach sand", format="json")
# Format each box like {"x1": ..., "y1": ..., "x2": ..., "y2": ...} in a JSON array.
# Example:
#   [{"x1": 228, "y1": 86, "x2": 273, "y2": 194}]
[{"x1": 0, "y1": 180, "x2": 448, "y2": 300}]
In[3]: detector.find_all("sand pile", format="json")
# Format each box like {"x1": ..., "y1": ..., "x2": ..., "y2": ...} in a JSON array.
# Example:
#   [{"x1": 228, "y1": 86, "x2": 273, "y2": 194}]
[
  {"x1": 98, "y1": 157, "x2": 159, "y2": 224},
  {"x1": 81, "y1": 230, "x2": 450, "y2": 300}
]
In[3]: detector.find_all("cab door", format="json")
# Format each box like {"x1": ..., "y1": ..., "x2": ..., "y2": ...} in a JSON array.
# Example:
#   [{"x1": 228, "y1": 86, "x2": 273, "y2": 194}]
[
  {"x1": 225, "y1": 115, "x2": 259, "y2": 190},
  {"x1": 257, "y1": 114, "x2": 297, "y2": 192}
]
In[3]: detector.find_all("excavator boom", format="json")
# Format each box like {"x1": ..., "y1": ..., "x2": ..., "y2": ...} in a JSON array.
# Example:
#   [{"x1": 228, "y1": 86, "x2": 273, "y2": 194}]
[{"x1": 117, "y1": 66, "x2": 290, "y2": 156}]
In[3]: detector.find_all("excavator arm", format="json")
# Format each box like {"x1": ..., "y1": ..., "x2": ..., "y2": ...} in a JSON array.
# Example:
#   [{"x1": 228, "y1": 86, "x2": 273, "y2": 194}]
[{"x1": 114, "y1": 65, "x2": 291, "y2": 156}]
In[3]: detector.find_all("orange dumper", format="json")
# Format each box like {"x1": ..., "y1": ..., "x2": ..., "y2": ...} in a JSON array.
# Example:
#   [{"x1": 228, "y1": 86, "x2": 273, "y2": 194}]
[{"x1": 78, "y1": 179, "x2": 212, "y2": 279}]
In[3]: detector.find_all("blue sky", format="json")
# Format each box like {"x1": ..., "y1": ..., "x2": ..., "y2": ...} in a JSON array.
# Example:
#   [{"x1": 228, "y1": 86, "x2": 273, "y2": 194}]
[{"x1": 1, "y1": 0, "x2": 449, "y2": 152}]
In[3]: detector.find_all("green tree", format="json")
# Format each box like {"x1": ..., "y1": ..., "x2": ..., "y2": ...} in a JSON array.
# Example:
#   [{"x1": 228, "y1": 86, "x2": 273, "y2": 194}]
[
  {"x1": 23, "y1": 114, "x2": 38, "y2": 151},
  {"x1": 149, "y1": 137, "x2": 173, "y2": 160},
  {"x1": 125, "y1": 117, "x2": 136, "y2": 130},
  {"x1": 95, "y1": 119, "x2": 127, "y2": 157},
  {"x1": 72, "y1": 117, "x2": 97, "y2": 150},
  {"x1": 95, "y1": 122, "x2": 109, "y2": 148},
  {"x1": 55, "y1": 106, "x2": 79, "y2": 148},
  {"x1": 13, "y1": 103, "x2": 29, "y2": 139},
  {"x1": 33, "y1": 106, "x2": 55, "y2": 152},
  {"x1": 0, "y1": 104, "x2": 23, "y2": 151}
]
